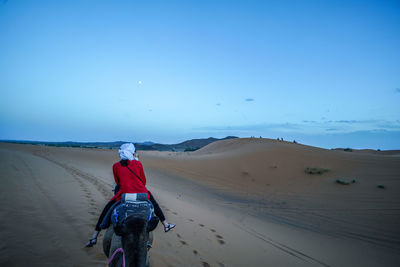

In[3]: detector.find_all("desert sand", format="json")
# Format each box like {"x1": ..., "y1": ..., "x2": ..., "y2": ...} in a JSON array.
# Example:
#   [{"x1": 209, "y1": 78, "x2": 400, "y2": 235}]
[{"x1": 0, "y1": 138, "x2": 399, "y2": 267}]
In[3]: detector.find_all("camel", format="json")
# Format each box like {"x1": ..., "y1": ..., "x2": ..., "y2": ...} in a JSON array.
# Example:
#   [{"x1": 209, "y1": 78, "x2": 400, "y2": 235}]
[
  {"x1": 102, "y1": 194, "x2": 158, "y2": 267},
  {"x1": 103, "y1": 218, "x2": 154, "y2": 267}
]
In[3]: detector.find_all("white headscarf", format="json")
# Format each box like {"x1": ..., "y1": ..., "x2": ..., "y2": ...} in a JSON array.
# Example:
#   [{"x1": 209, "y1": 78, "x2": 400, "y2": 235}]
[{"x1": 119, "y1": 143, "x2": 136, "y2": 161}]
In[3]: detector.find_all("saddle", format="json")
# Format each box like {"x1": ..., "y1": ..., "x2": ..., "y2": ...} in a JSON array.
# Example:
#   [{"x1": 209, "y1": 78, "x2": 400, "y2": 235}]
[{"x1": 100, "y1": 193, "x2": 159, "y2": 234}]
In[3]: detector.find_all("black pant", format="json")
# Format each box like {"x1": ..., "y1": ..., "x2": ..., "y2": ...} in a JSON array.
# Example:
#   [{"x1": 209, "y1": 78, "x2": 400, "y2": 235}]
[
  {"x1": 95, "y1": 191, "x2": 165, "y2": 231},
  {"x1": 149, "y1": 191, "x2": 166, "y2": 222}
]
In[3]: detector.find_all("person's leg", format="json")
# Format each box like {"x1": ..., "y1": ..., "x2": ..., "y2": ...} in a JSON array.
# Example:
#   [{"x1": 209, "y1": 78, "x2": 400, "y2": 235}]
[
  {"x1": 86, "y1": 199, "x2": 116, "y2": 247},
  {"x1": 95, "y1": 199, "x2": 116, "y2": 231},
  {"x1": 148, "y1": 191, "x2": 175, "y2": 232},
  {"x1": 148, "y1": 191, "x2": 165, "y2": 221}
]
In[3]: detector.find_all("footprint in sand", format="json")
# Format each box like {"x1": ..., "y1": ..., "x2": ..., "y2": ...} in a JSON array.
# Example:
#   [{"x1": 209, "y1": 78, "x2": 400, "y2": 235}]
[
  {"x1": 193, "y1": 250, "x2": 198, "y2": 255},
  {"x1": 176, "y1": 233, "x2": 181, "y2": 238},
  {"x1": 215, "y1": 234, "x2": 225, "y2": 245},
  {"x1": 218, "y1": 262, "x2": 225, "y2": 267},
  {"x1": 199, "y1": 224, "x2": 204, "y2": 227},
  {"x1": 188, "y1": 219, "x2": 194, "y2": 222},
  {"x1": 210, "y1": 229, "x2": 216, "y2": 233},
  {"x1": 201, "y1": 261, "x2": 211, "y2": 267},
  {"x1": 180, "y1": 240, "x2": 188, "y2": 245},
  {"x1": 172, "y1": 212, "x2": 178, "y2": 215}
]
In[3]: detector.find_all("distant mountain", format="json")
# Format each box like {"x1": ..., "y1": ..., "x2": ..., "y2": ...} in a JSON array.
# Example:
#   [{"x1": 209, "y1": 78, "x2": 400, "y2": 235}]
[
  {"x1": 137, "y1": 141, "x2": 155, "y2": 146},
  {"x1": 134, "y1": 136, "x2": 238, "y2": 152},
  {"x1": 0, "y1": 140, "x2": 128, "y2": 149},
  {"x1": 1, "y1": 137, "x2": 238, "y2": 152}
]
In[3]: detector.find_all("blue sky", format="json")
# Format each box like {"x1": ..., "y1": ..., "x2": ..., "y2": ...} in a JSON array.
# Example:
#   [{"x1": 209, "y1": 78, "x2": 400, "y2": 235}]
[{"x1": 0, "y1": 0, "x2": 399, "y2": 149}]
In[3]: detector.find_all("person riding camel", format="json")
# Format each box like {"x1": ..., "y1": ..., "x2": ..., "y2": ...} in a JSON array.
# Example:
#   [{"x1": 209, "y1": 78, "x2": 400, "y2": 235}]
[{"x1": 86, "y1": 143, "x2": 175, "y2": 247}]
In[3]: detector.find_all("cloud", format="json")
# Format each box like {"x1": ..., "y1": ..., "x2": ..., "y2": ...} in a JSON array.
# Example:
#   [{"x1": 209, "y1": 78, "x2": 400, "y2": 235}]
[
  {"x1": 328, "y1": 119, "x2": 379, "y2": 124},
  {"x1": 335, "y1": 120, "x2": 358, "y2": 123},
  {"x1": 196, "y1": 119, "x2": 400, "y2": 136},
  {"x1": 197, "y1": 122, "x2": 301, "y2": 133},
  {"x1": 376, "y1": 122, "x2": 400, "y2": 130},
  {"x1": 302, "y1": 119, "x2": 400, "y2": 132},
  {"x1": 245, "y1": 98, "x2": 254, "y2": 102},
  {"x1": 302, "y1": 119, "x2": 375, "y2": 125}
]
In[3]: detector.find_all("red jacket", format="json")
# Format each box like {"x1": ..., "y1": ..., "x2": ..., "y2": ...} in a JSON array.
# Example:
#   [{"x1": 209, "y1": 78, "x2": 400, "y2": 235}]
[{"x1": 111, "y1": 160, "x2": 150, "y2": 202}]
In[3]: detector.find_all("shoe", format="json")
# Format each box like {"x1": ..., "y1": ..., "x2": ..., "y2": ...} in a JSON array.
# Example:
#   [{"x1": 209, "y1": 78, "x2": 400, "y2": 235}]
[
  {"x1": 85, "y1": 238, "x2": 97, "y2": 247},
  {"x1": 164, "y1": 223, "x2": 176, "y2": 232}
]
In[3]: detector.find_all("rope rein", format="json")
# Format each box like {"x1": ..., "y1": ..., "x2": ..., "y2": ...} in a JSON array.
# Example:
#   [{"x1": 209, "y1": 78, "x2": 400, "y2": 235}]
[{"x1": 108, "y1": 247, "x2": 125, "y2": 267}]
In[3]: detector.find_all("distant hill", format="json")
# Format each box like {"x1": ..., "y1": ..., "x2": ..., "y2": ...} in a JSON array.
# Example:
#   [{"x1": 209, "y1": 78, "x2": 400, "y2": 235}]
[
  {"x1": 0, "y1": 140, "x2": 128, "y2": 149},
  {"x1": 0, "y1": 137, "x2": 238, "y2": 152},
  {"x1": 135, "y1": 136, "x2": 238, "y2": 152},
  {"x1": 140, "y1": 141, "x2": 155, "y2": 146}
]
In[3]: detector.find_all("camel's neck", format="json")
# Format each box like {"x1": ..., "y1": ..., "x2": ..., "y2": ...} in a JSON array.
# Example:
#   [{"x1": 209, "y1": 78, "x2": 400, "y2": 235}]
[{"x1": 122, "y1": 227, "x2": 148, "y2": 267}]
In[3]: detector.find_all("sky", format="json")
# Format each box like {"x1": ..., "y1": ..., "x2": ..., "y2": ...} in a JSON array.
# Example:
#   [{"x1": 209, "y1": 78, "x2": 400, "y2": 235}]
[{"x1": 0, "y1": 0, "x2": 399, "y2": 149}]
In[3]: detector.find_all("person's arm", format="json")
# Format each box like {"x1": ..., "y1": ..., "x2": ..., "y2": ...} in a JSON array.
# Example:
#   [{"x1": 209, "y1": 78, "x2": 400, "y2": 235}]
[
  {"x1": 113, "y1": 163, "x2": 120, "y2": 185},
  {"x1": 139, "y1": 162, "x2": 147, "y2": 185}
]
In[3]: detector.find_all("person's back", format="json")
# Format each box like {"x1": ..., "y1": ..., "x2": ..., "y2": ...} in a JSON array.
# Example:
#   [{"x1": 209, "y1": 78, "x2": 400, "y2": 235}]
[{"x1": 112, "y1": 159, "x2": 149, "y2": 202}]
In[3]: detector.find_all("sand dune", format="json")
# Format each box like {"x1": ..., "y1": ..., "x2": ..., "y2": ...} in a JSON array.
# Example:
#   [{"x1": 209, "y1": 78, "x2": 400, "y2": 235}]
[{"x1": 1, "y1": 139, "x2": 399, "y2": 266}]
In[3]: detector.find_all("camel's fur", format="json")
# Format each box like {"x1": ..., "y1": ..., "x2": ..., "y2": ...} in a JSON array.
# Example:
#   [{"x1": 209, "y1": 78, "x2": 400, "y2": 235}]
[{"x1": 103, "y1": 223, "x2": 153, "y2": 267}]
